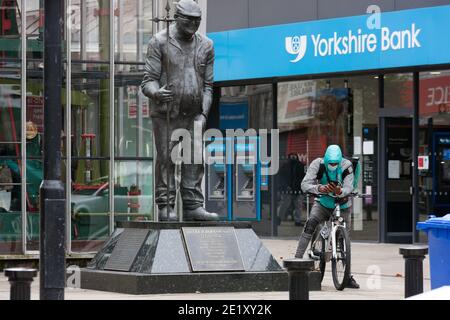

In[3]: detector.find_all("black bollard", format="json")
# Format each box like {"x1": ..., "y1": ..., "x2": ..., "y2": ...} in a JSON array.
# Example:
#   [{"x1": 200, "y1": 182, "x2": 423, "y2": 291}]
[
  {"x1": 399, "y1": 246, "x2": 428, "y2": 298},
  {"x1": 4, "y1": 268, "x2": 38, "y2": 300},
  {"x1": 283, "y1": 258, "x2": 314, "y2": 300}
]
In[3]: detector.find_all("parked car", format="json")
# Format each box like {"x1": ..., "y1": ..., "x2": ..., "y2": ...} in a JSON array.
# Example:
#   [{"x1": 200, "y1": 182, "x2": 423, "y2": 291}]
[{"x1": 71, "y1": 181, "x2": 153, "y2": 240}]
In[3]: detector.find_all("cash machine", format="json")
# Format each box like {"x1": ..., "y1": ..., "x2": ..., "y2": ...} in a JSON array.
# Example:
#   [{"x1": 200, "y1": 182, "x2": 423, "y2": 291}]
[
  {"x1": 205, "y1": 136, "x2": 261, "y2": 221},
  {"x1": 205, "y1": 139, "x2": 230, "y2": 219}
]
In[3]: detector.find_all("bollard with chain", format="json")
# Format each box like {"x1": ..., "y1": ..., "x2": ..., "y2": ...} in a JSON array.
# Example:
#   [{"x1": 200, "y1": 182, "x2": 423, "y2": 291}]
[
  {"x1": 283, "y1": 258, "x2": 314, "y2": 300},
  {"x1": 399, "y1": 246, "x2": 428, "y2": 298},
  {"x1": 4, "y1": 268, "x2": 38, "y2": 300}
]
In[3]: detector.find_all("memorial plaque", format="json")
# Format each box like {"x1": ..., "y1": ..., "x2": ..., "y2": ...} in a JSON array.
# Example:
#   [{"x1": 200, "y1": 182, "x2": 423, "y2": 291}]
[
  {"x1": 104, "y1": 228, "x2": 149, "y2": 271},
  {"x1": 182, "y1": 227, "x2": 245, "y2": 272}
]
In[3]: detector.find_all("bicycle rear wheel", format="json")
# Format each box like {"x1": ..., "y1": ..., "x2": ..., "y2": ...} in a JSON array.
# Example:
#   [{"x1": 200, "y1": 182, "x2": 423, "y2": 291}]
[
  {"x1": 310, "y1": 228, "x2": 326, "y2": 282},
  {"x1": 331, "y1": 226, "x2": 351, "y2": 290}
]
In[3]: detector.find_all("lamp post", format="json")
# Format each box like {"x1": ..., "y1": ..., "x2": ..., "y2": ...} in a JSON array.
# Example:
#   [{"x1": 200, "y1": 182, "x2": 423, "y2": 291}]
[{"x1": 39, "y1": 0, "x2": 66, "y2": 300}]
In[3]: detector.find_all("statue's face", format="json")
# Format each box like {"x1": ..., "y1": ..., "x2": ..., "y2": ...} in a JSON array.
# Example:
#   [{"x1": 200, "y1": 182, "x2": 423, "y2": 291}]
[{"x1": 175, "y1": 13, "x2": 201, "y2": 39}]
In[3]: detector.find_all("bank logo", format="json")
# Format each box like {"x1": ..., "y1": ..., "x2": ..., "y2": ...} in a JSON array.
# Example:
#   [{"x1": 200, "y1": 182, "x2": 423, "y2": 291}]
[{"x1": 285, "y1": 35, "x2": 307, "y2": 63}]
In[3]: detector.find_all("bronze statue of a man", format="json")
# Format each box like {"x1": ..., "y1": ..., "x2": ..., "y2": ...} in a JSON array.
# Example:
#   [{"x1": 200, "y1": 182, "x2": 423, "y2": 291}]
[{"x1": 141, "y1": 0, "x2": 218, "y2": 221}]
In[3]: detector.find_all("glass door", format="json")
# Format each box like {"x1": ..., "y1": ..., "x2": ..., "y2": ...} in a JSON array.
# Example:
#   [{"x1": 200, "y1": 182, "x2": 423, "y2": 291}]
[{"x1": 385, "y1": 117, "x2": 413, "y2": 243}]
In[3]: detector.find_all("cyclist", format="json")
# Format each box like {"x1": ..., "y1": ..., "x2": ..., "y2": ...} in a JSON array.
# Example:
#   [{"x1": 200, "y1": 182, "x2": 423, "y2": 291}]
[{"x1": 294, "y1": 144, "x2": 360, "y2": 289}]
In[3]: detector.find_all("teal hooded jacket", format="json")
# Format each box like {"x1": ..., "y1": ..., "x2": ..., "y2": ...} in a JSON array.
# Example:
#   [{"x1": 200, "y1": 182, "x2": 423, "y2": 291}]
[{"x1": 301, "y1": 145, "x2": 354, "y2": 209}]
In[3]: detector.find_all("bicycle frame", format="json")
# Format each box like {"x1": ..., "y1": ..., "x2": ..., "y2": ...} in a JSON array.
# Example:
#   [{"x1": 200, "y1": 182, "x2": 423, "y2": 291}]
[
  {"x1": 310, "y1": 191, "x2": 367, "y2": 262},
  {"x1": 313, "y1": 197, "x2": 347, "y2": 262},
  {"x1": 331, "y1": 203, "x2": 344, "y2": 260}
]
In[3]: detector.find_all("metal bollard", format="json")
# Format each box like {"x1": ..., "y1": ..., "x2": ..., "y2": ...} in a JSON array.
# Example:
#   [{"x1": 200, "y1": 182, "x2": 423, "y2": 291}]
[
  {"x1": 399, "y1": 246, "x2": 428, "y2": 298},
  {"x1": 283, "y1": 258, "x2": 314, "y2": 300},
  {"x1": 4, "y1": 268, "x2": 38, "y2": 300}
]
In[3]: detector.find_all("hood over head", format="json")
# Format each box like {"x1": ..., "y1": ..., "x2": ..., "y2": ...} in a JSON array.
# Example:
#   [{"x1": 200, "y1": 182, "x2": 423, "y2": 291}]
[{"x1": 324, "y1": 145, "x2": 342, "y2": 167}]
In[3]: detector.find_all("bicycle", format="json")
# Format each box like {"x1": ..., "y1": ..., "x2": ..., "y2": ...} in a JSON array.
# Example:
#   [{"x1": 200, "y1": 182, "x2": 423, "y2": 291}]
[{"x1": 308, "y1": 189, "x2": 368, "y2": 290}]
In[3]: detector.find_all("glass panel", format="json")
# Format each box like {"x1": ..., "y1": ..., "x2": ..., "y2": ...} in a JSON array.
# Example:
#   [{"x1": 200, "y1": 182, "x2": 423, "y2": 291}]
[
  {"x1": 0, "y1": 0, "x2": 22, "y2": 254},
  {"x1": 0, "y1": 0, "x2": 21, "y2": 58},
  {"x1": 25, "y1": 0, "x2": 66, "y2": 250},
  {"x1": 0, "y1": 160, "x2": 22, "y2": 253},
  {"x1": 276, "y1": 76, "x2": 379, "y2": 240},
  {"x1": 26, "y1": 0, "x2": 43, "y2": 60},
  {"x1": 213, "y1": 84, "x2": 273, "y2": 229},
  {"x1": 71, "y1": 62, "x2": 110, "y2": 159},
  {"x1": 25, "y1": 61, "x2": 43, "y2": 250},
  {"x1": 342, "y1": 76, "x2": 379, "y2": 241},
  {"x1": 70, "y1": 0, "x2": 110, "y2": 61},
  {"x1": 114, "y1": 0, "x2": 153, "y2": 62},
  {"x1": 114, "y1": 63, "x2": 152, "y2": 157},
  {"x1": 71, "y1": 159, "x2": 110, "y2": 252},
  {"x1": 0, "y1": 81, "x2": 21, "y2": 150},
  {"x1": 418, "y1": 70, "x2": 450, "y2": 243},
  {"x1": 114, "y1": 160, "x2": 153, "y2": 224},
  {"x1": 25, "y1": 119, "x2": 43, "y2": 250},
  {"x1": 384, "y1": 73, "x2": 413, "y2": 109},
  {"x1": 220, "y1": 84, "x2": 273, "y2": 130}
]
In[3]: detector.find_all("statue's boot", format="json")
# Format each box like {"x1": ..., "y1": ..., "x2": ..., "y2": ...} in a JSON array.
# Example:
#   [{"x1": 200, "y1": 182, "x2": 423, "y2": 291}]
[
  {"x1": 184, "y1": 206, "x2": 219, "y2": 221},
  {"x1": 158, "y1": 206, "x2": 178, "y2": 221}
]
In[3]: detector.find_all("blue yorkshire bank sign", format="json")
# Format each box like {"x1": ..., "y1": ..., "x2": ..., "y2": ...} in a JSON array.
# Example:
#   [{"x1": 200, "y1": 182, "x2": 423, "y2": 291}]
[{"x1": 208, "y1": 5, "x2": 450, "y2": 82}]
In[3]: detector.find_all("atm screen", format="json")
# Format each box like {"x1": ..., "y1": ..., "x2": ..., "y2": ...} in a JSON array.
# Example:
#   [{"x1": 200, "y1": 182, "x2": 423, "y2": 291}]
[{"x1": 443, "y1": 148, "x2": 450, "y2": 161}]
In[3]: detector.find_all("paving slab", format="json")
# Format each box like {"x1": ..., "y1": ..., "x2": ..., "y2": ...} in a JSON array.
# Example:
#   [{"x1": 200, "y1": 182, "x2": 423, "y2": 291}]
[{"x1": 0, "y1": 240, "x2": 433, "y2": 300}]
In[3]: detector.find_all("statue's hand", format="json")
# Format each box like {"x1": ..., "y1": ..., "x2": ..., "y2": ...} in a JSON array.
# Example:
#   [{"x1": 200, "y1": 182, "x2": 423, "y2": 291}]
[
  {"x1": 154, "y1": 85, "x2": 173, "y2": 104},
  {"x1": 194, "y1": 113, "x2": 207, "y2": 130}
]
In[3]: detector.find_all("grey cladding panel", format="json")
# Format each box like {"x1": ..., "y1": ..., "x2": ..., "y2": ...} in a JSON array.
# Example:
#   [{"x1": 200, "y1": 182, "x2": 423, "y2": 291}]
[
  {"x1": 206, "y1": 0, "x2": 249, "y2": 32},
  {"x1": 249, "y1": 0, "x2": 317, "y2": 27},
  {"x1": 207, "y1": 0, "x2": 450, "y2": 33},
  {"x1": 394, "y1": 0, "x2": 450, "y2": 10},
  {"x1": 317, "y1": 0, "x2": 395, "y2": 19}
]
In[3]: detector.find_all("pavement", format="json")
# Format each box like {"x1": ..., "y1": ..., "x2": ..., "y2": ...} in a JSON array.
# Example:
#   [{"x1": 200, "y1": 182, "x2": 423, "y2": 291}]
[{"x1": 0, "y1": 239, "x2": 434, "y2": 300}]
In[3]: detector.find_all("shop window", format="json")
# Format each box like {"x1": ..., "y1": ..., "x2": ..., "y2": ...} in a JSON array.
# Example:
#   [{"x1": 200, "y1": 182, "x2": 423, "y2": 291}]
[
  {"x1": 114, "y1": 0, "x2": 154, "y2": 62},
  {"x1": 418, "y1": 70, "x2": 450, "y2": 242},
  {"x1": 384, "y1": 73, "x2": 413, "y2": 109},
  {"x1": 277, "y1": 76, "x2": 378, "y2": 241}
]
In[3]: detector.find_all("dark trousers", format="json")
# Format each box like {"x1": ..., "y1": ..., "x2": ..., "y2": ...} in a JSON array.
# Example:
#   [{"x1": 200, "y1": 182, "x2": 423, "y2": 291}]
[{"x1": 152, "y1": 116, "x2": 204, "y2": 210}]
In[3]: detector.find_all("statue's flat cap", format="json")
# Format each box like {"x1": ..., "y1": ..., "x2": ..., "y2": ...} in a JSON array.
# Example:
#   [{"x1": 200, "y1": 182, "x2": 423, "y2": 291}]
[{"x1": 175, "y1": 0, "x2": 202, "y2": 17}]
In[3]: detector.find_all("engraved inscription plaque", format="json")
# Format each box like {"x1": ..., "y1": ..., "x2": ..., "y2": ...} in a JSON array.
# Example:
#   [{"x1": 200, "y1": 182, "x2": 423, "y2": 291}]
[
  {"x1": 104, "y1": 228, "x2": 149, "y2": 271},
  {"x1": 182, "y1": 227, "x2": 245, "y2": 272}
]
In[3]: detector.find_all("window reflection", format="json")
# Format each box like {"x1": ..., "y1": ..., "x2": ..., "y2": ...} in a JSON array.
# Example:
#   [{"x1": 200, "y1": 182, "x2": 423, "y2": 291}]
[
  {"x1": 277, "y1": 76, "x2": 379, "y2": 240},
  {"x1": 114, "y1": 0, "x2": 154, "y2": 62},
  {"x1": 0, "y1": 0, "x2": 22, "y2": 253},
  {"x1": 114, "y1": 161, "x2": 153, "y2": 223},
  {"x1": 71, "y1": 160, "x2": 110, "y2": 252},
  {"x1": 418, "y1": 70, "x2": 450, "y2": 242},
  {"x1": 0, "y1": 0, "x2": 157, "y2": 254},
  {"x1": 70, "y1": 0, "x2": 110, "y2": 61},
  {"x1": 114, "y1": 63, "x2": 152, "y2": 157},
  {"x1": 384, "y1": 73, "x2": 413, "y2": 109},
  {"x1": 71, "y1": 63, "x2": 110, "y2": 160}
]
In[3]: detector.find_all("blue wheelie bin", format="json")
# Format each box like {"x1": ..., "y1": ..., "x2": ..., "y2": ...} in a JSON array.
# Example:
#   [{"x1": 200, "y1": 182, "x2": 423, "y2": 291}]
[{"x1": 417, "y1": 214, "x2": 450, "y2": 289}]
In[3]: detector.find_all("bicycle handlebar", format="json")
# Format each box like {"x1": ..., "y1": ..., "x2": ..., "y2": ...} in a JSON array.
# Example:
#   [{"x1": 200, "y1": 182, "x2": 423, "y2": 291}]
[{"x1": 305, "y1": 190, "x2": 371, "y2": 198}]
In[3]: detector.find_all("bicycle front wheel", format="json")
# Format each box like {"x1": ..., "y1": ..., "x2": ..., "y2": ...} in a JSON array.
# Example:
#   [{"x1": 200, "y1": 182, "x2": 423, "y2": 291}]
[{"x1": 331, "y1": 226, "x2": 351, "y2": 291}]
